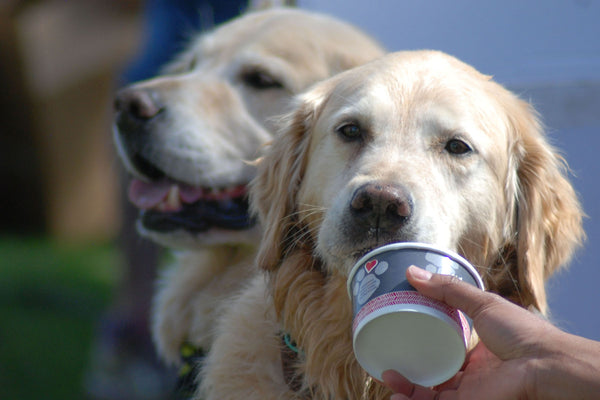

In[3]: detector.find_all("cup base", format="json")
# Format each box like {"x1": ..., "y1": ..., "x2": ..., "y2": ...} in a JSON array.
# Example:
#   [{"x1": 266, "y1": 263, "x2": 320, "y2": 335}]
[{"x1": 353, "y1": 306, "x2": 466, "y2": 387}]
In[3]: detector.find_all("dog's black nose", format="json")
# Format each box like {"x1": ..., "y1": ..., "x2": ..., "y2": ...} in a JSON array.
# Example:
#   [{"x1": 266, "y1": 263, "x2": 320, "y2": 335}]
[
  {"x1": 349, "y1": 182, "x2": 412, "y2": 231},
  {"x1": 114, "y1": 88, "x2": 163, "y2": 120},
  {"x1": 113, "y1": 87, "x2": 167, "y2": 180}
]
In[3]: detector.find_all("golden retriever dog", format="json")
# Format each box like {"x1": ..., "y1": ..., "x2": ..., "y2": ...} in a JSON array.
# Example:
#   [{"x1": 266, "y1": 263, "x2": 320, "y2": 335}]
[
  {"x1": 112, "y1": 7, "x2": 385, "y2": 367},
  {"x1": 199, "y1": 50, "x2": 584, "y2": 399}
]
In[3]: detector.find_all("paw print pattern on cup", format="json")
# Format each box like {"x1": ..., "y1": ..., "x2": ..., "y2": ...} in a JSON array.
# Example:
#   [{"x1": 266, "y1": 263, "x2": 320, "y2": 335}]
[
  {"x1": 424, "y1": 251, "x2": 461, "y2": 279},
  {"x1": 354, "y1": 259, "x2": 389, "y2": 305}
]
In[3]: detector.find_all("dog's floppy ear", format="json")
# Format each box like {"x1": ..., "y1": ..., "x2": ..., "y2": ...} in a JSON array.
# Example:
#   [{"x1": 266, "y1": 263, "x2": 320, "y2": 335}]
[
  {"x1": 250, "y1": 86, "x2": 329, "y2": 272},
  {"x1": 505, "y1": 97, "x2": 584, "y2": 314}
]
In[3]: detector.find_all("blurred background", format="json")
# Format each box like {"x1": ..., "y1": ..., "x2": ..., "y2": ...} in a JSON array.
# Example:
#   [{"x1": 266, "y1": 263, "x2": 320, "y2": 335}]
[
  {"x1": 1, "y1": 1, "x2": 141, "y2": 399},
  {"x1": 0, "y1": 0, "x2": 598, "y2": 399}
]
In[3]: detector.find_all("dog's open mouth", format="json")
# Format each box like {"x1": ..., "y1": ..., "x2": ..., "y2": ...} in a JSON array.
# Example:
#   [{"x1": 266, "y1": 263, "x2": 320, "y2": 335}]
[{"x1": 128, "y1": 179, "x2": 255, "y2": 233}]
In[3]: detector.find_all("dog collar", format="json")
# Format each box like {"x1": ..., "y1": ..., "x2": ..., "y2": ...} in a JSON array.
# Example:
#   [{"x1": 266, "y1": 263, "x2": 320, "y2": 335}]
[
  {"x1": 175, "y1": 342, "x2": 206, "y2": 399},
  {"x1": 283, "y1": 332, "x2": 302, "y2": 355},
  {"x1": 280, "y1": 332, "x2": 313, "y2": 397}
]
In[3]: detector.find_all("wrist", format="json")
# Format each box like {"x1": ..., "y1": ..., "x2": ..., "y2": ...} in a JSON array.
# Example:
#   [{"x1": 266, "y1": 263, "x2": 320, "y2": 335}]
[{"x1": 529, "y1": 330, "x2": 600, "y2": 399}]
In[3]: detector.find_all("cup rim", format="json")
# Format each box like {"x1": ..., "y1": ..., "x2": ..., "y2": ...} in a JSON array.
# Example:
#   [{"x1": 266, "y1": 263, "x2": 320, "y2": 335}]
[{"x1": 346, "y1": 242, "x2": 485, "y2": 298}]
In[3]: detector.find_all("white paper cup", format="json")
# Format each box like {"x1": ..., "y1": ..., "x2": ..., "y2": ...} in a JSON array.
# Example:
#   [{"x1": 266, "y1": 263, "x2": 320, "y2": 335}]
[{"x1": 347, "y1": 242, "x2": 484, "y2": 387}]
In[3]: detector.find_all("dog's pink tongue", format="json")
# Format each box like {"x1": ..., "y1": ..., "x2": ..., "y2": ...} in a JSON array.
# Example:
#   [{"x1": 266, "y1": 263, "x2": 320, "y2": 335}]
[{"x1": 128, "y1": 179, "x2": 172, "y2": 209}]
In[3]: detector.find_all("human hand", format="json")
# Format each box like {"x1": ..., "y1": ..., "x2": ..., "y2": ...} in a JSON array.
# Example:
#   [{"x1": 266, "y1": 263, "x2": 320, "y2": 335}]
[{"x1": 381, "y1": 265, "x2": 600, "y2": 400}]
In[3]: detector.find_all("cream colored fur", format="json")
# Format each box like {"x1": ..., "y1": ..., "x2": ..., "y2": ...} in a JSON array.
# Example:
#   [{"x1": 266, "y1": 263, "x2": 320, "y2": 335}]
[
  {"x1": 152, "y1": 245, "x2": 256, "y2": 362},
  {"x1": 113, "y1": 8, "x2": 385, "y2": 364},
  {"x1": 200, "y1": 50, "x2": 584, "y2": 399}
]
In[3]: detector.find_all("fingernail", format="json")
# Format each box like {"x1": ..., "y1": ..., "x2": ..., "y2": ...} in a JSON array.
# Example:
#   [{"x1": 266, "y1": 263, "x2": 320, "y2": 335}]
[{"x1": 408, "y1": 265, "x2": 432, "y2": 281}]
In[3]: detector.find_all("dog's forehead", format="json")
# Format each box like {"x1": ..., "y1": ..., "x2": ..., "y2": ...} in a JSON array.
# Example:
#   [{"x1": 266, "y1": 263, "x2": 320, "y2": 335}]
[
  {"x1": 193, "y1": 10, "x2": 382, "y2": 69},
  {"x1": 319, "y1": 68, "x2": 474, "y2": 131},
  {"x1": 322, "y1": 52, "x2": 507, "y2": 126}
]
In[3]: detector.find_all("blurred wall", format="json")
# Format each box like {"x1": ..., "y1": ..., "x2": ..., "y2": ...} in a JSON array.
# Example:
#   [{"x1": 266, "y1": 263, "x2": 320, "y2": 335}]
[{"x1": 0, "y1": 0, "x2": 143, "y2": 241}]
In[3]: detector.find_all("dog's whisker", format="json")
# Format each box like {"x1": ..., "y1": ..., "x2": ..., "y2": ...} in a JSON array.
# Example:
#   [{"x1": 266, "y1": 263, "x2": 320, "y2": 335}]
[
  {"x1": 282, "y1": 217, "x2": 321, "y2": 250},
  {"x1": 279, "y1": 207, "x2": 325, "y2": 260},
  {"x1": 282, "y1": 205, "x2": 326, "y2": 232}
]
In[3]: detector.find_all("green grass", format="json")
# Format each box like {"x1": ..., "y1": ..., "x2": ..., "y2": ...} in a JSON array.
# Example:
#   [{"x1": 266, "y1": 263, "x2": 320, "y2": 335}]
[{"x1": 0, "y1": 236, "x2": 120, "y2": 400}]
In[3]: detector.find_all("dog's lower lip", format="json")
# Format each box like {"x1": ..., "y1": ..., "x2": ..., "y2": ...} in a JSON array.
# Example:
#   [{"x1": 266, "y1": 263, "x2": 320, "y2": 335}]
[{"x1": 140, "y1": 192, "x2": 255, "y2": 233}]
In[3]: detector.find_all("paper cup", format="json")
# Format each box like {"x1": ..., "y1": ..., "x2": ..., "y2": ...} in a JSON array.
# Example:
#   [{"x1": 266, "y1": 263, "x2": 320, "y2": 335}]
[{"x1": 347, "y1": 242, "x2": 484, "y2": 387}]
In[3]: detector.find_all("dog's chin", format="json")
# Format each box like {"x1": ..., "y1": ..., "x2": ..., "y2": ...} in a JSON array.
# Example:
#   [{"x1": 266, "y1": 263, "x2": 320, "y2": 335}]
[
  {"x1": 315, "y1": 244, "x2": 381, "y2": 276},
  {"x1": 137, "y1": 218, "x2": 262, "y2": 250}
]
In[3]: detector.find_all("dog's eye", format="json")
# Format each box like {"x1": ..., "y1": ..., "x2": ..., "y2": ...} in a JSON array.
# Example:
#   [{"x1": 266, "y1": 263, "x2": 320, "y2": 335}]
[
  {"x1": 445, "y1": 139, "x2": 472, "y2": 155},
  {"x1": 337, "y1": 123, "x2": 363, "y2": 141},
  {"x1": 240, "y1": 69, "x2": 283, "y2": 90}
]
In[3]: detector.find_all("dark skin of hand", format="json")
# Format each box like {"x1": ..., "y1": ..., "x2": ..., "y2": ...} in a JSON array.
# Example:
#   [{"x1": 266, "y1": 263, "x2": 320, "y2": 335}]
[{"x1": 381, "y1": 266, "x2": 600, "y2": 400}]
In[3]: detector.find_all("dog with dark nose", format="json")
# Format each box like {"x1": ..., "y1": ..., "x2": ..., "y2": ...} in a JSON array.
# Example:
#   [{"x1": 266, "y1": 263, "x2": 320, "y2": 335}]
[
  {"x1": 199, "y1": 50, "x2": 583, "y2": 400},
  {"x1": 111, "y1": 7, "x2": 385, "y2": 367}
]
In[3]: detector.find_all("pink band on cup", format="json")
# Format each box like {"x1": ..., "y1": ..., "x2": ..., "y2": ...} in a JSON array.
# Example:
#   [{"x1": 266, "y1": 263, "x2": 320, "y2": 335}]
[{"x1": 352, "y1": 290, "x2": 470, "y2": 345}]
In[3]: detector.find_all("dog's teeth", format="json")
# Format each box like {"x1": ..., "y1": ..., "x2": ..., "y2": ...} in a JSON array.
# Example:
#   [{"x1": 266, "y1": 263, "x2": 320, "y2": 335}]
[
  {"x1": 168, "y1": 186, "x2": 182, "y2": 207},
  {"x1": 157, "y1": 185, "x2": 182, "y2": 211}
]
